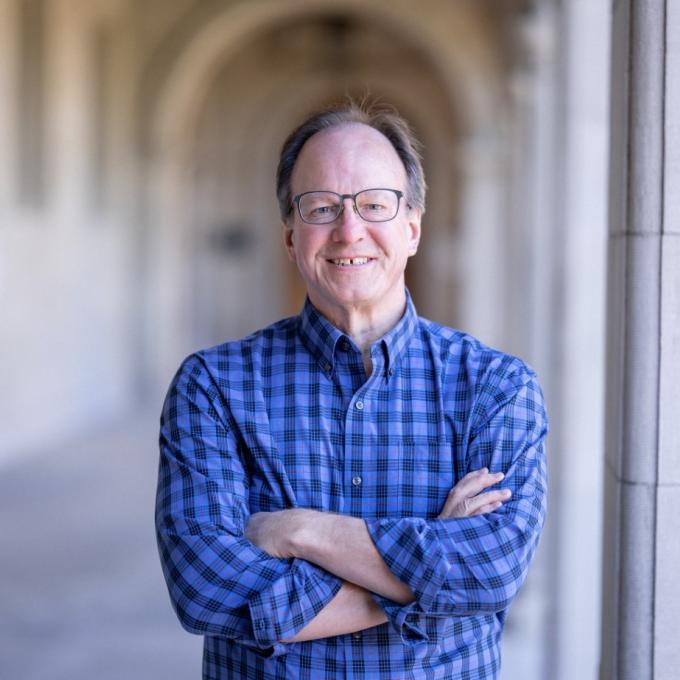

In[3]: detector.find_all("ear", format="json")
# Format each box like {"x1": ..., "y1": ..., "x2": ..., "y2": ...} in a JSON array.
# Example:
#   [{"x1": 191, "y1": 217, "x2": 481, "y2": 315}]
[
  {"x1": 406, "y1": 208, "x2": 422, "y2": 257},
  {"x1": 283, "y1": 222, "x2": 296, "y2": 262}
]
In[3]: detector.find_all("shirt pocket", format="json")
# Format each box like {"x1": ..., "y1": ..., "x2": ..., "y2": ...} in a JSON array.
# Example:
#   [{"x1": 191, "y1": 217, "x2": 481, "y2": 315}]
[{"x1": 398, "y1": 436, "x2": 457, "y2": 518}]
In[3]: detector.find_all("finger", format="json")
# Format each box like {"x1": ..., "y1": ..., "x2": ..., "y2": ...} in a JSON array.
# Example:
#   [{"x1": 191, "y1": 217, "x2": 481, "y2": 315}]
[
  {"x1": 446, "y1": 468, "x2": 505, "y2": 500},
  {"x1": 466, "y1": 489, "x2": 510, "y2": 517},
  {"x1": 439, "y1": 488, "x2": 511, "y2": 519},
  {"x1": 466, "y1": 488, "x2": 511, "y2": 513},
  {"x1": 476, "y1": 488, "x2": 512, "y2": 505},
  {"x1": 445, "y1": 469, "x2": 488, "y2": 498},
  {"x1": 472, "y1": 501, "x2": 504, "y2": 515}
]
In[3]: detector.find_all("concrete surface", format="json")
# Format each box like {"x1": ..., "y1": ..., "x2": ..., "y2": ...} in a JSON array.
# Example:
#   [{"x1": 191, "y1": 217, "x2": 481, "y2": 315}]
[{"x1": 0, "y1": 413, "x2": 202, "y2": 680}]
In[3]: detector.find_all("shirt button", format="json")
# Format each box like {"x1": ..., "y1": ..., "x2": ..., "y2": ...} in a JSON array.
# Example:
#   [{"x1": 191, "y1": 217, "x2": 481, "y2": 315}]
[
  {"x1": 355, "y1": 400, "x2": 364, "y2": 410},
  {"x1": 352, "y1": 631, "x2": 361, "y2": 639},
  {"x1": 352, "y1": 475, "x2": 362, "y2": 487},
  {"x1": 324, "y1": 363, "x2": 331, "y2": 372}
]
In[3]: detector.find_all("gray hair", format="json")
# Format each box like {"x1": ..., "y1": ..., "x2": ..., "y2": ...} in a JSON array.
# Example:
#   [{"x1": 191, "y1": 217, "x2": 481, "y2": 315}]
[{"x1": 276, "y1": 99, "x2": 426, "y2": 222}]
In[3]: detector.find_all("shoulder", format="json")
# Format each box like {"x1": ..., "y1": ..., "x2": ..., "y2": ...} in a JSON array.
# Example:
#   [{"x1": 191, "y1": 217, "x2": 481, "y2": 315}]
[
  {"x1": 163, "y1": 315, "x2": 300, "y2": 423},
  {"x1": 414, "y1": 316, "x2": 545, "y2": 425},
  {"x1": 170, "y1": 315, "x2": 299, "y2": 389},
  {"x1": 193, "y1": 316, "x2": 299, "y2": 369},
  {"x1": 416, "y1": 316, "x2": 534, "y2": 383}
]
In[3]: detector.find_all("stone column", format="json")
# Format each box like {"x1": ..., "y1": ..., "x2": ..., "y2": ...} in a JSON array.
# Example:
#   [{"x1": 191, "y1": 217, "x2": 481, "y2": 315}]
[{"x1": 601, "y1": 1, "x2": 680, "y2": 679}]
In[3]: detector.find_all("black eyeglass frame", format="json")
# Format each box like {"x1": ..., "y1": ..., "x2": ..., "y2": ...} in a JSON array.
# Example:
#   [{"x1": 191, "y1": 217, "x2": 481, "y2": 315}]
[{"x1": 291, "y1": 188, "x2": 407, "y2": 224}]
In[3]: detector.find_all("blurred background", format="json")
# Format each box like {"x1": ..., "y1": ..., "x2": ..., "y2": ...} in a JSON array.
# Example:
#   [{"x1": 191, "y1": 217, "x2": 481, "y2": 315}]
[{"x1": 0, "y1": 0, "x2": 615, "y2": 678}]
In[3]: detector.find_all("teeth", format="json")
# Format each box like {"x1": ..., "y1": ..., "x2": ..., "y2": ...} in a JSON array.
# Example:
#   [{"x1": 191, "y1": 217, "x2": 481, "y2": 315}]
[{"x1": 331, "y1": 257, "x2": 370, "y2": 266}]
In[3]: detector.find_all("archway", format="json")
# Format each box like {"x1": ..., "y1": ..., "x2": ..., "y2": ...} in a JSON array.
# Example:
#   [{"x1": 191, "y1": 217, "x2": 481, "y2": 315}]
[{"x1": 141, "y1": 0, "x2": 509, "y2": 389}]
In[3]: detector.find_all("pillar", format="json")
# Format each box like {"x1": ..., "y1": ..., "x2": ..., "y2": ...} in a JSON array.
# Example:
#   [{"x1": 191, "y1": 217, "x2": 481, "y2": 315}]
[{"x1": 601, "y1": 1, "x2": 680, "y2": 678}]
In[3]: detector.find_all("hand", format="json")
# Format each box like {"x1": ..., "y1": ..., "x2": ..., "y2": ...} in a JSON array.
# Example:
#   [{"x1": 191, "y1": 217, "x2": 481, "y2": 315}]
[
  {"x1": 438, "y1": 468, "x2": 511, "y2": 518},
  {"x1": 245, "y1": 508, "x2": 310, "y2": 558}
]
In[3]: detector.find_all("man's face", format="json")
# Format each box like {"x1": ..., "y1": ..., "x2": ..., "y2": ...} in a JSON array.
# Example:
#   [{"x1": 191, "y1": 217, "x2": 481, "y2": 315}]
[{"x1": 284, "y1": 123, "x2": 421, "y2": 321}]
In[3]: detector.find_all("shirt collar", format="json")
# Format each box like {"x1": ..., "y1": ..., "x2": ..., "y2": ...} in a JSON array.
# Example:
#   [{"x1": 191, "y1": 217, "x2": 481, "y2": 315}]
[
  {"x1": 297, "y1": 298, "x2": 345, "y2": 375},
  {"x1": 380, "y1": 289, "x2": 419, "y2": 373},
  {"x1": 297, "y1": 289, "x2": 419, "y2": 376}
]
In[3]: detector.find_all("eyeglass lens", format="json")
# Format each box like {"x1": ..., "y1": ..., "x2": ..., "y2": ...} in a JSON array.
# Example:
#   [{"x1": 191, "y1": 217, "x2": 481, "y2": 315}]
[{"x1": 298, "y1": 189, "x2": 400, "y2": 224}]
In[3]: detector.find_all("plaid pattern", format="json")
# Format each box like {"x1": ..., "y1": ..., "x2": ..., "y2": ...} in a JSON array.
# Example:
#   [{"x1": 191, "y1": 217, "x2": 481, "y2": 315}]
[{"x1": 156, "y1": 291, "x2": 548, "y2": 679}]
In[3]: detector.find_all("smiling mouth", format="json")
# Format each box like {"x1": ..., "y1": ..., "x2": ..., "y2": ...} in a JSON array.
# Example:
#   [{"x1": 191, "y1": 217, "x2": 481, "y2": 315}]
[{"x1": 327, "y1": 257, "x2": 373, "y2": 266}]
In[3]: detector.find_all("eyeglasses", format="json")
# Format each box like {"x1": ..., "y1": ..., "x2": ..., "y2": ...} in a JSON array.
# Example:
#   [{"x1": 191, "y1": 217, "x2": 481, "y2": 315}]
[{"x1": 292, "y1": 188, "x2": 405, "y2": 224}]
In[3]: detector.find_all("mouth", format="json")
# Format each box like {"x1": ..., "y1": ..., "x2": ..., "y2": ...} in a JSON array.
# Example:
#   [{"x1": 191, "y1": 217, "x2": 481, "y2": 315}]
[{"x1": 326, "y1": 257, "x2": 375, "y2": 267}]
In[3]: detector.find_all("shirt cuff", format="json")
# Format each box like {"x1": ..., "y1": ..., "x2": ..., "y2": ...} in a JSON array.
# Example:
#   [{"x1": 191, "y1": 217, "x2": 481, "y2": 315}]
[
  {"x1": 365, "y1": 517, "x2": 450, "y2": 614},
  {"x1": 247, "y1": 558, "x2": 343, "y2": 655},
  {"x1": 371, "y1": 593, "x2": 448, "y2": 646}
]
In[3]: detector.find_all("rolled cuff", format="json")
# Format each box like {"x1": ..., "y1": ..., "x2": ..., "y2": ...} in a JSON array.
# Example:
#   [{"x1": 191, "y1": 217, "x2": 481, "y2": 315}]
[
  {"x1": 370, "y1": 593, "x2": 447, "y2": 646},
  {"x1": 365, "y1": 517, "x2": 450, "y2": 614},
  {"x1": 247, "y1": 558, "x2": 343, "y2": 655}
]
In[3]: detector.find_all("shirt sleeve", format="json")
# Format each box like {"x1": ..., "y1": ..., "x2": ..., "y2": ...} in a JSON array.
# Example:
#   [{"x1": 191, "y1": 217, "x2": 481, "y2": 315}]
[
  {"x1": 364, "y1": 371, "x2": 548, "y2": 642},
  {"x1": 155, "y1": 353, "x2": 342, "y2": 657}
]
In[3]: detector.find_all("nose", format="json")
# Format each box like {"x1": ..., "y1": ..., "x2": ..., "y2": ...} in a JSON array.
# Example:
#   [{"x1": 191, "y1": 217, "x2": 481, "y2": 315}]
[{"x1": 331, "y1": 198, "x2": 366, "y2": 244}]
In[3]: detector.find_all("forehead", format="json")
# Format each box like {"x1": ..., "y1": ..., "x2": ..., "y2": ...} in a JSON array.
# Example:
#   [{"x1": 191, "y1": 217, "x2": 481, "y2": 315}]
[{"x1": 291, "y1": 123, "x2": 407, "y2": 193}]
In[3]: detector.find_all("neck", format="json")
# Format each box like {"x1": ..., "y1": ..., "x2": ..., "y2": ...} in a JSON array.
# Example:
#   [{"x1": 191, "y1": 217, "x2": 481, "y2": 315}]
[{"x1": 311, "y1": 289, "x2": 407, "y2": 353}]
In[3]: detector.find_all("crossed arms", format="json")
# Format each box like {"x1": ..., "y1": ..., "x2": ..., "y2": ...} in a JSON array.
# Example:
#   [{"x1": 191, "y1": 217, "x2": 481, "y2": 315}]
[
  {"x1": 245, "y1": 469, "x2": 511, "y2": 642},
  {"x1": 155, "y1": 354, "x2": 547, "y2": 655}
]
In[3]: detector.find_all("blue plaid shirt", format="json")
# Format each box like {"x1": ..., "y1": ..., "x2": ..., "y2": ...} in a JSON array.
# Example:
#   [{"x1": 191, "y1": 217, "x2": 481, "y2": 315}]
[{"x1": 156, "y1": 291, "x2": 547, "y2": 679}]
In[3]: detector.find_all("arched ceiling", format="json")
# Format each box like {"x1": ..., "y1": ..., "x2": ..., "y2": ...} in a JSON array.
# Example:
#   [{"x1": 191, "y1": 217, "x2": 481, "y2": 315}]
[{"x1": 135, "y1": 0, "x2": 511, "y2": 157}]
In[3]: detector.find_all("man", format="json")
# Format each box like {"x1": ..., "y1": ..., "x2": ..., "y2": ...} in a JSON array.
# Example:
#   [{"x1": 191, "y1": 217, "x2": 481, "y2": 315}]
[{"x1": 156, "y1": 101, "x2": 548, "y2": 679}]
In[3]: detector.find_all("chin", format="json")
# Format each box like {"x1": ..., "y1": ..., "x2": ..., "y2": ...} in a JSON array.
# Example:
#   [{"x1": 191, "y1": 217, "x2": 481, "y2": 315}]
[
  {"x1": 312, "y1": 288, "x2": 365, "y2": 311},
  {"x1": 329, "y1": 287, "x2": 378, "y2": 306}
]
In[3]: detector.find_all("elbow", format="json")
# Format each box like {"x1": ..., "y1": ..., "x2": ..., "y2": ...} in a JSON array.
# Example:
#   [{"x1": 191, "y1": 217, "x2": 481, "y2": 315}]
[
  {"x1": 457, "y1": 586, "x2": 520, "y2": 617},
  {"x1": 483, "y1": 584, "x2": 520, "y2": 614},
  {"x1": 462, "y1": 523, "x2": 541, "y2": 614},
  {"x1": 474, "y1": 558, "x2": 529, "y2": 614},
  {"x1": 480, "y1": 562, "x2": 526, "y2": 613},
  {"x1": 170, "y1": 593, "x2": 213, "y2": 636},
  {"x1": 163, "y1": 573, "x2": 229, "y2": 638},
  {"x1": 431, "y1": 562, "x2": 527, "y2": 617}
]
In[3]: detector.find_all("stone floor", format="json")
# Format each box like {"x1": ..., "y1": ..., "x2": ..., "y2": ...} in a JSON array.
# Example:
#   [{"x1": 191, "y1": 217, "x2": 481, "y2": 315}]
[
  {"x1": 0, "y1": 413, "x2": 201, "y2": 680},
  {"x1": 0, "y1": 413, "x2": 541, "y2": 680}
]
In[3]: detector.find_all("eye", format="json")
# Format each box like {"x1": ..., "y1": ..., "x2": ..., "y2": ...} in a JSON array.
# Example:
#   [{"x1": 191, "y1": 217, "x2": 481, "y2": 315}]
[
  {"x1": 298, "y1": 192, "x2": 342, "y2": 222},
  {"x1": 357, "y1": 198, "x2": 390, "y2": 216},
  {"x1": 356, "y1": 189, "x2": 398, "y2": 219},
  {"x1": 311, "y1": 205, "x2": 334, "y2": 215}
]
